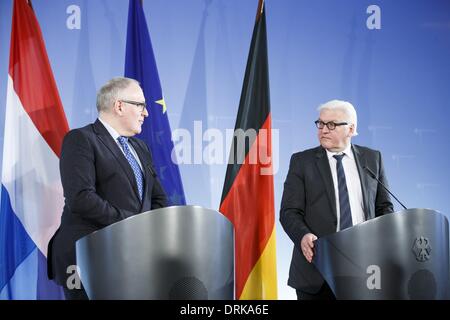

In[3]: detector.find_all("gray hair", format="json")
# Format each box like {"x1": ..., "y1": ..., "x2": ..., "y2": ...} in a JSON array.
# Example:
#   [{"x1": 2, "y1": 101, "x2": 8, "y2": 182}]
[
  {"x1": 96, "y1": 77, "x2": 140, "y2": 112},
  {"x1": 317, "y1": 99, "x2": 358, "y2": 136}
]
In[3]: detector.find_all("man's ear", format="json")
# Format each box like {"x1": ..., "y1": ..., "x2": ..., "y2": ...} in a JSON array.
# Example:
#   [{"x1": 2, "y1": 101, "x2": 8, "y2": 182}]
[
  {"x1": 113, "y1": 100, "x2": 123, "y2": 115},
  {"x1": 348, "y1": 124, "x2": 355, "y2": 137}
]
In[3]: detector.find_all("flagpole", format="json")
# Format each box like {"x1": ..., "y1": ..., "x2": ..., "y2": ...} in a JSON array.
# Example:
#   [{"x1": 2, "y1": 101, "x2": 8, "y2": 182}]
[{"x1": 256, "y1": 0, "x2": 264, "y2": 22}]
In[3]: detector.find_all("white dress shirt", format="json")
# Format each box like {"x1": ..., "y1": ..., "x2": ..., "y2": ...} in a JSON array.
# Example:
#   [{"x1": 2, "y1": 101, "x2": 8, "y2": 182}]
[
  {"x1": 326, "y1": 144, "x2": 365, "y2": 231},
  {"x1": 98, "y1": 117, "x2": 144, "y2": 171}
]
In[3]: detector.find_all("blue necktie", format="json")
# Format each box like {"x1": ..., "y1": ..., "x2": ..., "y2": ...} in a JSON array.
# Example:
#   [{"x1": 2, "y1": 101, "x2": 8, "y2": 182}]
[
  {"x1": 333, "y1": 154, "x2": 353, "y2": 230},
  {"x1": 117, "y1": 136, "x2": 144, "y2": 201}
]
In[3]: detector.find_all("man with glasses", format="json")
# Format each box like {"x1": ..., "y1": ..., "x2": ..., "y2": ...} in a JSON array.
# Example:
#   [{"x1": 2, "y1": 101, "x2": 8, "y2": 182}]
[
  {"x1": 47, "y1": 77, "x2": 167, "y2": 299},
  {"x1": 280, "y1": 100, "x2": 393, "y2": 300}
]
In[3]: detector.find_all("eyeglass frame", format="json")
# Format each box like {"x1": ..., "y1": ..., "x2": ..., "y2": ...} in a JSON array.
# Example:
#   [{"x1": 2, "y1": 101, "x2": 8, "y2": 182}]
[
  {"x1": 119, "y1": 99, "x2": 147, "y2": 112},
  {"x1": 314, "y1": 120, "x2": 349, "y2": 130}
]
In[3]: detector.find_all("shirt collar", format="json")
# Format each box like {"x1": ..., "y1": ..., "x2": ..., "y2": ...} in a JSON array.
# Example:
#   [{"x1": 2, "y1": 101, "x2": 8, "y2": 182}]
[
  {"x1": 326, "y1": 143, "x2": 354, "y2": 161},
  {"x1": 98, "y1": 117, "x2": 122, "y2": 142}
]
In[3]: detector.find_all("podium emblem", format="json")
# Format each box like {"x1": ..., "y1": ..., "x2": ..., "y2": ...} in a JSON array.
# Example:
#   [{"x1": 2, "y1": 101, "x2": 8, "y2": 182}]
[{"x1": 412, "y1": 237, "x2": 432, "y2": 262}]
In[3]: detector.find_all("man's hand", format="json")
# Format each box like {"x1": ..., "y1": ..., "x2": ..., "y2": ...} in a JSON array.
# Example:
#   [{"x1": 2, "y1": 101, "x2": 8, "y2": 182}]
[{"x1": 300, "y1": 233, "x2": 318, "y2": 263}]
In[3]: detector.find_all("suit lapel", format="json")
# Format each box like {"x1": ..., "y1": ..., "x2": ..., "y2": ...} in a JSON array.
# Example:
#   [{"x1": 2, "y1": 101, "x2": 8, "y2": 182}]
[
  {"x1": 315, "y1": 147, "x2": 337, "y2": 221},
  {"x1": 352, "y1": 145, "x2": 370, "y2": 220},
  {"x1": 93, "y1": 120, "x2": 142, "y2": 202}
]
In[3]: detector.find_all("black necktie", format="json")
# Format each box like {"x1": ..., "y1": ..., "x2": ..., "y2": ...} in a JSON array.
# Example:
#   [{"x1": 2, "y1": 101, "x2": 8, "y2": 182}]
[{"x1": 333, "y1": 154, "x2": 353, "y2": 230}]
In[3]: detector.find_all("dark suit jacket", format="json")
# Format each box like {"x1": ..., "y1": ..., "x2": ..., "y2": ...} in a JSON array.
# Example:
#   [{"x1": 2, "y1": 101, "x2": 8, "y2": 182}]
[
  {"x1": 47, "y1": 119, "x2": 167, "y2": 285},
  {"x1": 279, "y1": 144, "x2": 394, "y2": 294}
]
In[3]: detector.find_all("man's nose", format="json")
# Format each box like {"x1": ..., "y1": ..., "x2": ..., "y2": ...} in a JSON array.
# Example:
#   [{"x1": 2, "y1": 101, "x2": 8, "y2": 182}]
[{"x1": 142, "y1": 107, "x2": 149, "y2": 117}]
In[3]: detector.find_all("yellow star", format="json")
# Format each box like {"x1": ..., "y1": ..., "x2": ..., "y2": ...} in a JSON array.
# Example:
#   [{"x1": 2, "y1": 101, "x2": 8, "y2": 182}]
[{"x1": 155, "y1": 98, "x2": 167, "y2": 114}]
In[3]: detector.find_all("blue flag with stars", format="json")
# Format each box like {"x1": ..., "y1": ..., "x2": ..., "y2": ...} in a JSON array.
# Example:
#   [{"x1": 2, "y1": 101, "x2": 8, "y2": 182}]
[{"x1": 125, "y1": 0, "x2": 186, "y2": 205}]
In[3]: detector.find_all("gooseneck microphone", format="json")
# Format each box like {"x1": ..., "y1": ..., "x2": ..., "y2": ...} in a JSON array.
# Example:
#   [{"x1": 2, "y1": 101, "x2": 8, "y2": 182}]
[
  {"x1": 364, "y1": 166, "x2": 407, "y2": 210},
  {"x1": 147, "y1": 165, "x2": 157, "y2": 177}
]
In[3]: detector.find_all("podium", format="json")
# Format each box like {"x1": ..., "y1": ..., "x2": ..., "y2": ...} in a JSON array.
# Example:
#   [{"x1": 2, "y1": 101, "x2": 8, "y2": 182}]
[
  {"x1": 313, "y1": 209, "x2": 450, "y2": 299},
  {"x1": 75, "y1": 205, "x2": 234, "y2": 300}
]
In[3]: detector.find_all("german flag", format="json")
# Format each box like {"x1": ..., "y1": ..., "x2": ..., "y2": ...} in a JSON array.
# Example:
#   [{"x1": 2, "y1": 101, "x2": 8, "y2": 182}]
[{"x1": 219, "y1": 0, "x2": 277, "y2": 300}]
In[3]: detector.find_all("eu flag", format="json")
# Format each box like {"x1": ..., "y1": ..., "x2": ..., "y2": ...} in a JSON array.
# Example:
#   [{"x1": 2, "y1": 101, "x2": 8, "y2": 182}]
[{"x1": 125, "y1": 0, "x2": 186, "y2": 205}]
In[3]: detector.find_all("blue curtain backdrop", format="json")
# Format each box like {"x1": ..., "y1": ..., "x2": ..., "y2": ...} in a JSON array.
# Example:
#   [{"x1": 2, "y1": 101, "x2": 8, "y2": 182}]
[{"x1": 1, "y1": 0, "x2": 449, "y2": 299}]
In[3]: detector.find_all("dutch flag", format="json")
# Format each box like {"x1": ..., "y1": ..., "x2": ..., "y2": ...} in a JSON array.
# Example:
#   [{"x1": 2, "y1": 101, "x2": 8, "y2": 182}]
[{"x1": 0, "y1": 0, "x2": 68, "y2": 299}]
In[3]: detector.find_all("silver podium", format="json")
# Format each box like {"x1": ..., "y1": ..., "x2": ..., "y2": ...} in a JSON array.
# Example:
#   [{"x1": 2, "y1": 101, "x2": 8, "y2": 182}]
[
  {"x1": 76, "y1": 205, "x2": 234, "y2": 300},
  {"x1": 314, "y1": 209, "x2": 450, "y2": 299}
]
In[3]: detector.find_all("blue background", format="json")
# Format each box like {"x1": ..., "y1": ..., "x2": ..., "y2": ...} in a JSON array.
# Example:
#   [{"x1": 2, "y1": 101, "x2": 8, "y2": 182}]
[{"x1": 1, "y1": 0, "x2": 449, "y2": 299}]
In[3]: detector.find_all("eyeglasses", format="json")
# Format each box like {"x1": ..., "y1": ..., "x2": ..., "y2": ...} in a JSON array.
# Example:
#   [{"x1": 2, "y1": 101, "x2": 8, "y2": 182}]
[
  {"x1": 119, "y1": 99, "x2": 147, "y2": 112},
  {"x1": 315, "y1": 120, "x2": 348, "y2": 130}
]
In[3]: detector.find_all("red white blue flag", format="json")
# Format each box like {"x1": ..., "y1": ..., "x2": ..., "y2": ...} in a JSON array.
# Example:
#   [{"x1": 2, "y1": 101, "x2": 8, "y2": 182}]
[{"x1": 0, "y1": 0, "x2": 68, "y2": 299}]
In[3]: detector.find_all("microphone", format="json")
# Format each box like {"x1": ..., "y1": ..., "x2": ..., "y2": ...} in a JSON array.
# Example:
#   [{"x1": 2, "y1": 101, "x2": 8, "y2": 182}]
[
  {"x1": 364, "y1": 166, "x2": 407, "y2": 210},
  {"x1": 147, "y1": 165, "x2": 157, "y2": 177}
]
